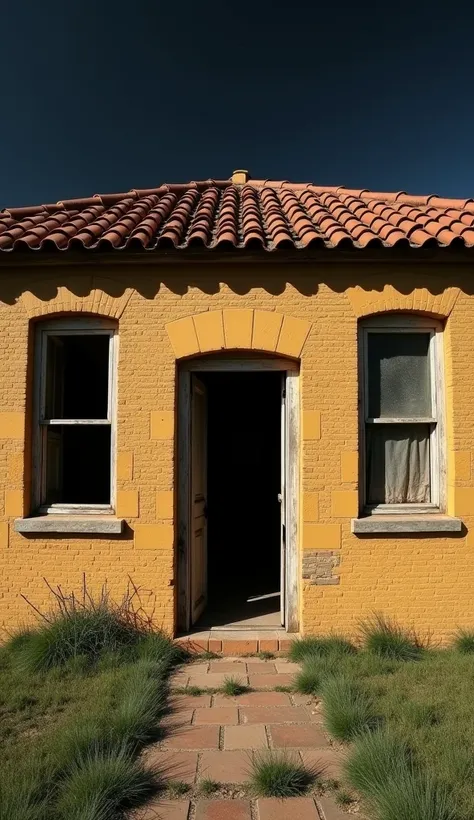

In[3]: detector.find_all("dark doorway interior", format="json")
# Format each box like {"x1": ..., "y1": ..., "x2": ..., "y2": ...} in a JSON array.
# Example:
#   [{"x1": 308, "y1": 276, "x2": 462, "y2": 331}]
[{"x1": 196, "y1": 371, "x2": 282, "y2": 629}]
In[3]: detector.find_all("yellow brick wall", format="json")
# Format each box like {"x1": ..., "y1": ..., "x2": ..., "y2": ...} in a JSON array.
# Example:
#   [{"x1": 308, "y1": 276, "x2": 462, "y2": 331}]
[{"x1": 0, "y1": 263, "x2": 473, "y2": 641}]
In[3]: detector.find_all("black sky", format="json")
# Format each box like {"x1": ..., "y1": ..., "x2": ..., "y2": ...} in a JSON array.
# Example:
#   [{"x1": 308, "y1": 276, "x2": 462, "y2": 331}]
[{"x1": 1, "y1": 0, "x2": 473, "y2": 207}]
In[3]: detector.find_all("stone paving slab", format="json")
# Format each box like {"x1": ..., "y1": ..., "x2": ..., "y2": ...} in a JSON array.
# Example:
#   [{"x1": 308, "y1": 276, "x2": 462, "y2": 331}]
[
  {"x1": 223, "y1": 724, "x2": 268, "y2": 750},
  {"x1": 140, "y1": 749, "x2": 199, "y2": 783},
  {"x1": 240, "y1": 705, "x2": 310, "y2": 724},
  {"x1": 194, "y1": 707, "x2": 239, "y2": 725},
  {"x1": 247, "y1": 673, "x2": 294, "y2": 688},
  {"x1": 213, "y1": 691, "x2": 292, "y2": 707},
  {"x1": 163, "y1": 725, "x2": 220, "y2": 749},
  {"x1": 246, "y1": 662, "x2": 277, "y2": 674},
  {"x1": 269, "y1": 724, "x2": 330, "y2": 749},
  {"x1": 209, "y1": 661, "x2": 247, "y2": 673},
  {"x1": 170, "y1": 694, "x2": 212, "y2": 709},
  {"x1": 134, "y1": 799, "x2": 190, "y2": 820},
  {"x1": 200, "y1": 750, "x2": 252, "y2": 783},
  {"x1": 188, "y1": 672, "x2": 249, "y2": 688},
  {"x1": 161, "y1": 709, "x2": 194, "y2": 729},
  {"x1": 195, "y1": 799, "x2": 252, "y2": 819},
  {"x1": 317, "y1": 796, "x2": 349, "y2": 819},
  {"x1": 258, "y1": 796, "x2": 320, "y2": 820},
  {"x1": 300, "y1": 749, "x2": 345, "y2": 780}
]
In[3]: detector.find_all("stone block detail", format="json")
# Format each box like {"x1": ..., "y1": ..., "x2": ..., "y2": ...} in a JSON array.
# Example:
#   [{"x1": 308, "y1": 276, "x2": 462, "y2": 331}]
[
  {"x1": 302, "y1": 411, "x2": 321, "y2": 440},
  {"x1": 150, "y1": 411, "x2": 174, "y2": 440},
  {"x1": 0, "y1": 412, "x2": 25, "y2": 440},
  {"x1": 302, "y1": 550, "x2": 340, "y2": 585},
  {"x1": 116, "y1": 490, "x2": 139, "y2": 518},
  {"x1": 223, "y1": 309, "x2": 253, "y2": 349},
  {"x1": 117, "y1": 452, "x2": 134, "y2": 481},
  {"x1": 156, "y1": 490, "x2": 174, "y2": 519},
  {"x1": 252, "y1": 310, "x2": 283, "y2": 351},
  {"x1": 5, "y1": 490, "x2": 23, "y2": 517}
]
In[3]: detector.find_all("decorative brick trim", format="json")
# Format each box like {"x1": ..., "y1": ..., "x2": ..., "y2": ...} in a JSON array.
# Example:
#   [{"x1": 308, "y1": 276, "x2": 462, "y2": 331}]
[
  {"x1": 166, "y1": 309, "x2": 312, "y2": 359},
  {"x1": 346, "y1": 285, "x2": 460, "y2": 320},
  {"x1": 20, "y1": 278, "x2": 135, "y2": 319},
  {"x1": 302, "y1": 550, "x2": 340, "y2": 585}
]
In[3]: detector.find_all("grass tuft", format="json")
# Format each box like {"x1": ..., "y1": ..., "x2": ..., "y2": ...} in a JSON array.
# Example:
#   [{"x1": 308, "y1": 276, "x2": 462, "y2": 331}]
[
  {"x1": 55, "y1": 745, "x2": 158, "y2": 820},
  {"x1": 289, "y1": 635, "x2": 356, "y2": 663},
  {"x1": 258, "y1": 651, "x2": 275, "y2": 660},
  {"x1": 198, "y1": 778, "x2": 220, "y2": 795},
  {"x1": 294, "y1": 654, "x2": 342, "y2": 695},
  {"x1": 220, "y1": 676, "x2": 248, "y2": 697},
  {"x1": 453, "y1": 628, "x2": 474, "y2": 654},
  {"x1": 346, "y1": 729, "x2": 457, "y2": 820},
  {"x1": 173, "y1": 685, "x2": 204, "y2": 696},
  {"x1": 248, "y1": 750, "x2": 317, "y2": 797},
  {"x1": 321, "y1": 675, "x2": 377, "y2": 741},
  {"x1": 360, "y1": 614, "x2": 423, "y2": 662},
  {"x1": 167, "y1": 780, "x2": 191, "y2": 797}
]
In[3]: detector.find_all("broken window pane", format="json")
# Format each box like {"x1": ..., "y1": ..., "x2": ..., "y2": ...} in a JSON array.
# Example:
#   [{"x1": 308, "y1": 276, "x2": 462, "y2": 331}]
[
  {"x1": 367, "y1": 333, "x2": 431, "y2": 418},
  {"x1": 45, "y1": 425, "x2": 111, "y2": 505},
  {"x1": 45, "y1": 334, "x2": 109, "y2": 420}
]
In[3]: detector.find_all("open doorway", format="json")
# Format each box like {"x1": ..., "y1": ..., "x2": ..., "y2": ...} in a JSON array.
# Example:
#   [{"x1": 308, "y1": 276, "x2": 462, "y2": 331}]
[
  {"x1": 198, "y1": 371, "x2": 282, "y2": 629},
  {"x1": 177, "y1": 357, "x2": 300, "y2": 634}
]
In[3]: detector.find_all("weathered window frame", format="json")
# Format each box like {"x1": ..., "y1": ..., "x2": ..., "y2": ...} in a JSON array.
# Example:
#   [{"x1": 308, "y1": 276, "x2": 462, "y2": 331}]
[
  {"x1": 32, "y1": 318, "x2": 118, "y2": 515},
  {"x1": 359, "y1": 315, "x2": 446, "y2": 515}
]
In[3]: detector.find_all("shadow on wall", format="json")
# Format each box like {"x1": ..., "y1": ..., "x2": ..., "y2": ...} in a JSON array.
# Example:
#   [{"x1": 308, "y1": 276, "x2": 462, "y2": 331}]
[{"x1": 1, "y1": 255, "x2": 474, "y2": 307}]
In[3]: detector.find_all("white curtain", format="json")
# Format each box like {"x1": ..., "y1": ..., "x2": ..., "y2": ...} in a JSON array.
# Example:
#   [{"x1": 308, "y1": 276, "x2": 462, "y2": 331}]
[{"x1": 367, "y1": 425, "x2": 430, "y2": 504}]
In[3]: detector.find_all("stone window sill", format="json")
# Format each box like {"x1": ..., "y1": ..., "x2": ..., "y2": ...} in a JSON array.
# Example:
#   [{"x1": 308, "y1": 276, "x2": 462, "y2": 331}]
[
  {"x1": 351, "y1": 515, "x2": 463, "y2": 534},
  {"x1": 14, "y1": 516, "x2": 124, "y2": 535}
]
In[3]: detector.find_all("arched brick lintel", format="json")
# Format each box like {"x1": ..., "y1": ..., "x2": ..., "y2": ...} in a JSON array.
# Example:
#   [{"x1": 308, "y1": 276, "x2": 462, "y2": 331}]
[{"x1": 165, "y1": 309, "x2": 312, "y2": 359}]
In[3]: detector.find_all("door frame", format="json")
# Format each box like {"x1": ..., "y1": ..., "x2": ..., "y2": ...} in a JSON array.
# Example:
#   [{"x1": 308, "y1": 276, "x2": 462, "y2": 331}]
[{"x1": 177, "y1": 356, "x2": 300, "y2": 634}]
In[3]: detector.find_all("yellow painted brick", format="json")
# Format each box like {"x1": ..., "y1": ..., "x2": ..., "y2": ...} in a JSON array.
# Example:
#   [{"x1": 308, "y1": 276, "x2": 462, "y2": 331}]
[
  {"x1": 341, "y1": 452, "x2": 358, "y2": 482},
  {"x1": 0, "y1": 412, "x2": 25, "y2": 439},
  {"x1": 7, "y1": 453, "x2": 24, "y2": 483},
  {"x1": 453, "y1": 488, "x2": 474, "y2": 516},
  {"x1": 331, "y1": 490, "x2": 359, "y2": 518},
  {"x1": 302, "y1": 492, "x2": 319, "y2": 522},
  {"x1": 165, "y1": 316, "x2": 199, "y2": 358},
  {"x1": 117, "y1": 452, "x2": 134, "y2": 481},
  {"x1": 448, "y1": 451, "x2": 471, "y2": 482},
  {"x1": 150, "y1": 411, "x2": 174, "y2": 440},
  {"x1": 303, "y1": 524, "x2": 341, "y2": 550},
  {"x1": 193, "y1": 310, "x2": 225, "y2": 353},
  {"x1": 156, "y1": 491, "x2": 174, "y2": 519},
  {"x1": 466, "y1": 528, "x2": 474, "y2": 548},
  {"x1": 116, "y1": 490, "x2": 139, "y2": 518},
  {"x1": 135, "y1": 524, "x2": 174, "y2": 550},
  {"x1": 252, "y1": 310, "x2": 283, "y2": 352},
  {"x1": 223, "y1": 309, "x2": 253, "y2": 349},
  {"x1": 276, "y1": 315, "x2": 311, "y2": 358},
  {"x1": 5, "y1": 490, "x2": 23, "y2": 517},
  {"x1": 302, "y1": 410, "x2": 321, "y2": 440},
  {"x1": 0, "y1": 522, "x2": 8, "y2": 548}
]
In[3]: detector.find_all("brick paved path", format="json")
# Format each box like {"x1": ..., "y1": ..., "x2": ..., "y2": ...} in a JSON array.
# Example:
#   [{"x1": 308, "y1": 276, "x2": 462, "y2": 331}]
[{"x1": 135, "y1": 658, "x2": 350, "y2": 820}]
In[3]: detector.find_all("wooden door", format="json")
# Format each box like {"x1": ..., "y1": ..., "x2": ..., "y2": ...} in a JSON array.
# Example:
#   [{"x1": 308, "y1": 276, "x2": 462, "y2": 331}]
[{"x1": 190, "y1": 375, "x2": 208, "y2": 624}]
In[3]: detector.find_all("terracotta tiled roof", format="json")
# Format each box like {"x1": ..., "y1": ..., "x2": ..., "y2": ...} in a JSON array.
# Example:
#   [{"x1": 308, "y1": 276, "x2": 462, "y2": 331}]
[{"x1": 2, "y1": 177, "x2": 474, "y2": 253}]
